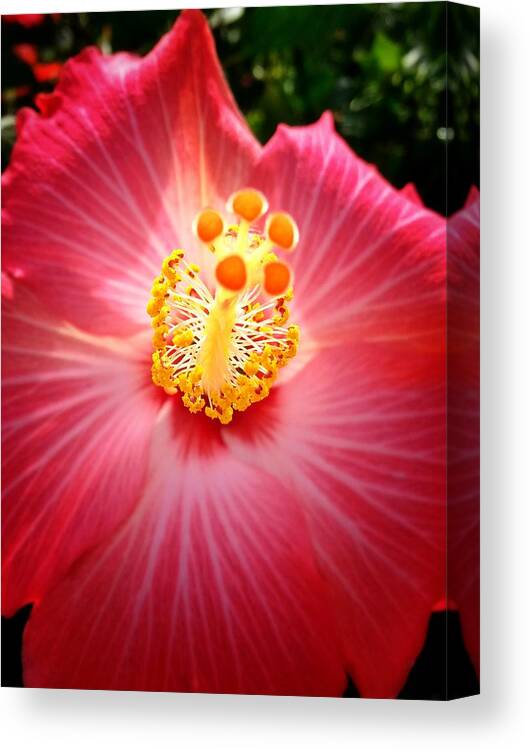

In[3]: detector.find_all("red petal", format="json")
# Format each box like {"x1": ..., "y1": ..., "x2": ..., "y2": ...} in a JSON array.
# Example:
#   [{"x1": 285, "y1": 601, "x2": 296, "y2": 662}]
[
  {"x1": 34, "y1": 92, "x2": 62, "y2": 117},
  {"x1": 1, "y1": 271, "x2": 15, "y2": 300},
  {"x1": 23, "y1": 405, "x2": 345, "y2": 695},
  {"x1": 2, "y1": 281, "x2": 159, "y2": 614},
  {"x1": 2, "y1": 10, "x2": 259, "y2": 337},
  {"x1": 400, "y1": 182, "x2": 424, "y2": 206},
  {"x1": 448, "y1": 189, "x2": 480, "y2": 674}
]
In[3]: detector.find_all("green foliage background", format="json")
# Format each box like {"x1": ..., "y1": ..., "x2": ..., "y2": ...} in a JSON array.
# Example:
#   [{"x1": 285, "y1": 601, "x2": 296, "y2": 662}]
[{"x1": 1, "y1": 3, "x2": 479, "y2": 214}]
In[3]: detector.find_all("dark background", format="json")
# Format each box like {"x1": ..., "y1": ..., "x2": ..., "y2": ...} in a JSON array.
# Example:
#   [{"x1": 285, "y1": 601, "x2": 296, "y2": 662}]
[
  {"x1": 1, "y1": 4, "x2": 479, "y2": 698},
  {"x1": 2, "y1": 3, "x2": 479, "y2": 212}
]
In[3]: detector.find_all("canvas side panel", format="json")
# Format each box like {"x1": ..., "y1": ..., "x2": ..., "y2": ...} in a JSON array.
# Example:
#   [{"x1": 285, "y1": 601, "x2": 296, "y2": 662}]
[{"x1": 447, "y1": 0, "x2": 480, "y2": 701}]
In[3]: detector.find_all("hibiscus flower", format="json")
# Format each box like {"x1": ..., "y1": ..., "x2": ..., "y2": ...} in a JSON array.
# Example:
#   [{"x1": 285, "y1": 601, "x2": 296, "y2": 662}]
[{"x1": 2, "y1": 10, "x2": 453, "y2": 697}]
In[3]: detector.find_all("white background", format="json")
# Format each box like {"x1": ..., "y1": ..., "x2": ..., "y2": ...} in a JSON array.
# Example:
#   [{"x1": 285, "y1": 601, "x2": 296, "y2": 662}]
[{"x1": 1, "y1": 0, "x2": 528, "y2": 747}]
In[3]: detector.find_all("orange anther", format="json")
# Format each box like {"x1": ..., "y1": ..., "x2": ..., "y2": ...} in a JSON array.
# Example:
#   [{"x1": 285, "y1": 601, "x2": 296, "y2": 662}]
[
  {"x1": 228, "y1": 189, "x2": 268, "y2": 222},
  {"x1": 215, "y1": 254, "x2": 247, "y2": 292},
  {"x1": 266, "y1": 212, "x2": 299, "y2": 251},
  {"x1": 263, "y1": 261, "x2": 291, "y2": 297},
  {"x1": 194, "y1": 209, "x2": 224, "y2": 243}
]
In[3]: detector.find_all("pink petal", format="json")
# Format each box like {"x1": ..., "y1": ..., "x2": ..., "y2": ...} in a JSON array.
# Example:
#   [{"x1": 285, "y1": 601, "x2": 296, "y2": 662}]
[
  {"x1": 226, "y1": 341, "x2": 445, "y2": 698},
  {"x1": 2, "y1": 10, "x2": 259, "y2": 336},
  {"x1": 225, "y1": 121, "x2": 447, "y2": 695},
  {"x1": 2, "y1": 280, "x2": 160, "y2": 614},
  {"x1": 250, "y1": 113, "x2": 445, "y2": 367},
  {"x1": 23, "y1": 404, "x2": 345, "y2": 695},
  {"x1": 448, "y1": 189, "x2": 480, "y2": 674}
]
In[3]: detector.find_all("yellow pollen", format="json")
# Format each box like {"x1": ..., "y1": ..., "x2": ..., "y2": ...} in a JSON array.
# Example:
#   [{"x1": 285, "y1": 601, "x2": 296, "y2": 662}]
[{"x1": 147, "y1": 192, "x2": 299, "y2": 424}]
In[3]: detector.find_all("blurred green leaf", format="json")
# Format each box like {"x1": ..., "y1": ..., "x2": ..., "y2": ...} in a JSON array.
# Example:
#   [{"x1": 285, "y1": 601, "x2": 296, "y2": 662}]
[{"x1": 372, "y1": 32, "x2": 402, "y2": 73}]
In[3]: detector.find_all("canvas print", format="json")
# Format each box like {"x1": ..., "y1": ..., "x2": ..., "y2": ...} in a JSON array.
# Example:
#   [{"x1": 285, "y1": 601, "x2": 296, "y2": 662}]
[{"x1": 1, "y1": 3, "x2": 480, "y2": 699}]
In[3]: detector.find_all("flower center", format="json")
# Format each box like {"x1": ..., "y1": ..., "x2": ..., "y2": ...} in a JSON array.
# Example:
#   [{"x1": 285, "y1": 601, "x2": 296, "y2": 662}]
[{"x1": 148, "y1": 189, "x2": 299, "y2": 424}]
